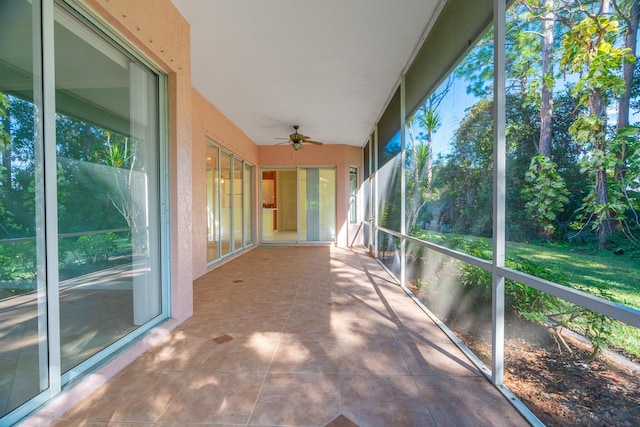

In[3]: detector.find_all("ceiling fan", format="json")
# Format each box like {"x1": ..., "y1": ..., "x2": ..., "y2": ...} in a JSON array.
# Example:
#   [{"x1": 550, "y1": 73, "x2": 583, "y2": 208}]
[{"x1": 276, "y1": 125, "x2": 323, "y2": 150}]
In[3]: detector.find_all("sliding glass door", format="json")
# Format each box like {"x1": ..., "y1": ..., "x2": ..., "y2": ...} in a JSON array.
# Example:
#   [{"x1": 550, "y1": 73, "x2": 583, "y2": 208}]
[
  {"x1": 261, "y1": 168, "x2": 335, "y2": 243},
  {"x1": 205, "y1": 141, "x2": 254, "y2": 264},
  {"x1": 55, "y1": 5, "x2": 163, "y2": 374},
  {"x1": 0, "y1": 1, "x2": 167, "y2": 422}
]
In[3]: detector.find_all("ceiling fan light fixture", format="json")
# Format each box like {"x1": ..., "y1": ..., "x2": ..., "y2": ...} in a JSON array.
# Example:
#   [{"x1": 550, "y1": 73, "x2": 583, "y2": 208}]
[{"x1": 292, "y1": 141, "x2": 303, "y2": 150}]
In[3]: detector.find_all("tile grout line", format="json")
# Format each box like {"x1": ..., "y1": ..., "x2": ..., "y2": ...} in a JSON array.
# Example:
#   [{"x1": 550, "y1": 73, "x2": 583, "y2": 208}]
[
  {"x1": 152, "y1": 286, "x2": 247, "y2": 425},
  {"x1": 244, "y1": 275, "x2": 302, "y2": 426}
]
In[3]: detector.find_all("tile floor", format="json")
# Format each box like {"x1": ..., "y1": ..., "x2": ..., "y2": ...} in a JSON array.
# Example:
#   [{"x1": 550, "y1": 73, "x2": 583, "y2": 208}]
[{"x1": 48, "y1": 245, "x2": 529, "y2": 426}]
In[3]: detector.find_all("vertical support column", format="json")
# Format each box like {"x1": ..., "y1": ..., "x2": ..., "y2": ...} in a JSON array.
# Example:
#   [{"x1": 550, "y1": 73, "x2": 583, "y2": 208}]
[
  {"x1": 42, "y1": 0, "x2": 61, "y2": 395},
  {"x1": 229, "y1": 159, "x2": 236, "y2": 249},
  {"x1": 373, "y1": 126, "x2": 379, "y2": 259},
  {"x1": 399, "y1": 77, "x2": 407, "y2": 288},
  {"x1": 492, "y1": 0, "x2": 507, "y2": 386}
]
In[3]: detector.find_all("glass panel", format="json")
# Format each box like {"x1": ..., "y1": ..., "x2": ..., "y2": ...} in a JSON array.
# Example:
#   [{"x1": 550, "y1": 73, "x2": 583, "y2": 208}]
[
  {"x1": 206, "y1": 143, "x2": 219, "y2": 262},
  {"x1": 298, "y1": 168, "x2": 308, "y2": 241},
  {"x1": 362, "y1": 177, "x2": 371, "y2": 249},
  {"x1": 319, "y1": 168, "x2": 335, "y2": 241},
  {"x1": 378, "y1": 88, "x2": 401, "y2": 168},
  {"x1": 503, "y1": 284, "x2": 640, "y2": 425},
  {"x1": 233, "y1": 158, "x2": 242, "y2": 251},
  {"x1": 504, "y1": 0, "x2": 640, "y2": 310},
  {"x1": 0, "y1": 0, "x2": 49, "y2": 416},
  {"x1": 363, "y1": 140, "x2": 370, "y2": 180},
  {"x1": 275, "y1": 169, "x2": 297, "y2": 242},
  {"x1": 54, "y1": 7, "x2": 161, "y2": 373},
  {"x1": 377, "y1": 230, "x2": 400, "y2": 278},
  {"x1": 261, "y1": 169, "x2": 277, "y2": 242},
  {"x1": 405, "y1": 241, "x2": 492, "y2": 367},
  {"x1": 243, "y1": 163, "x2": 253, "y2": 246},
  {"x1": 298, "y1": 168, "x2": 335, "y2": 242},
  {"x1": 377, "y1": 155, "x2": 401, "y2": 232},
  {"x1": 406, "y1": 29, "x2": 493, "y2": 256},
  {"x1": 220, "y1": 151, "x2": 231, "y2": 256},
  {"x1": 349, "y1": 166, "x2": 357, "y2": 224}
]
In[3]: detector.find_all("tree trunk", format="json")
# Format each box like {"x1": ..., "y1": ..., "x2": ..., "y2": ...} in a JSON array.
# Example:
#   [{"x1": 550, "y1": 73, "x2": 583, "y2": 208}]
[
  {"x1": 539, "y1": 0, "x2": 554, "y2": 157},
  {"x1": 2, "y1": 114, "x2": 11, "y2": 185},
  {"x1": 426, "y1": 128, "x2": 433, "y2": 197},
  {"x1": 592, "y1": 88, "x2": 613, "y2": 249},
  {"x1": 615, "y1": 1, "x2": 639, "y2": 180}
]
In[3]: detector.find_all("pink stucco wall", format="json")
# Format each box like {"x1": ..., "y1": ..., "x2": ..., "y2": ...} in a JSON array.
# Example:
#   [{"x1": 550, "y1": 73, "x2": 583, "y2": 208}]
[{"x1": 191, "y1": 89, "x2": 259, "y2": 279}]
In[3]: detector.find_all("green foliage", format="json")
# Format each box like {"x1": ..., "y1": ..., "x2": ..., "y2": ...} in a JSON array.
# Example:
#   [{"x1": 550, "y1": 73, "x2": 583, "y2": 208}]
[
  {"x1": 555, "y1": 283, "x2": 617, "y2": 359},
  {"x1": 74, "y1": 233, "x2": 117, "y2": 265},
  {"x1": 104, "y1": 133, "x2": 134, "y2": 169},
  {"x1": 425, "y1": 232, "x2": 626, "y2": 359},
  {"x1": 560, "y1": 13, "x2": 638, "y2": 247},
  {"x1": 0, "y1": 241, "x2": 36, "y2": 281},
  {"x1": 0, "y1": 92, "x2": 9, "y2": 152},
  {"x1": 436, "y1": 100, "x2": 494, "y2": 237},
  {"x1": 570, "y1": 126, "x2": 640, "y2": 239},
  {"x1": 561, "y1": 17, "x2": 633, "y2": 107},
  {"x1": 522, "y1": 155, "x2": 570, "y2": 239},
  {"x1": 505, "y1": 256, "x2": 564, "y2": 324}
]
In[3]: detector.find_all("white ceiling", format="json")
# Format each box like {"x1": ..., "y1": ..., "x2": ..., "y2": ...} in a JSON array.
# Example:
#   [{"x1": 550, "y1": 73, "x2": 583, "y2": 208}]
[{"x1": 170, "y1": 0, "x2": 444, "y2": 147}]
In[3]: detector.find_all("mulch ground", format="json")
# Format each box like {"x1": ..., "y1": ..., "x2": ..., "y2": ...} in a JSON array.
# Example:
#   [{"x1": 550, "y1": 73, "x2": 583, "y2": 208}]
[{"x1": 448, "y1": 315, "x2": 640, "y2": 426}]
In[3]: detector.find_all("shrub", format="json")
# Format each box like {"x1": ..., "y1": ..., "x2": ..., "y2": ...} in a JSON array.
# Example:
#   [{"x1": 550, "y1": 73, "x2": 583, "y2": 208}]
[{"x1": 75, "y1": 233, "x2": 117, "y2": 265}]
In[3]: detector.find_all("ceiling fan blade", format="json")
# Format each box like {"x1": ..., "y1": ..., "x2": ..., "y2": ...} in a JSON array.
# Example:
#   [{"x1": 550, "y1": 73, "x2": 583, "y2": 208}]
[
  {"x1": 304, "y1": 140, "x2": 323, "y2": 145},
  {"x1": 275, "y1": 137, "x2": 290, "y2": 140}
]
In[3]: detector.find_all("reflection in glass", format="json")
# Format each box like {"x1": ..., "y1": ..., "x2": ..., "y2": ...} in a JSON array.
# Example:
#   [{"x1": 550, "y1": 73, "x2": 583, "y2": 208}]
[
  {"x1": 318, "y1": 169, "x2": 336, "y2": 241},
  {"x1": 298, "y1": 168, "x2": 336, "y2": 242},
  {"x1": 243, "y1": 163, "x2": 254, "y2": 246},
  {"x1": 362, "y1": 176, "x2": 372, "y2": 250},
  {"x1": 377, "y1": 154, "x2": 402, "y2": 232},
  {"x1": 233, "y1": 158, "x2": 243, "y2": 250},
  {"x1": 206, "y1": 144, "x2": 219, "y2": 262},
  {"x1": 349, "y1": 166, "x2": 357, "y2": 224},
  {"x1": 220, "y1": 151, "x2": 232, "y2": 256},
  {"x1": 54, "y1": 8, "x2": 161, "y2": 373},
  {"x1": 0, "y1": 0, "x2": 49, "y2": 416}
]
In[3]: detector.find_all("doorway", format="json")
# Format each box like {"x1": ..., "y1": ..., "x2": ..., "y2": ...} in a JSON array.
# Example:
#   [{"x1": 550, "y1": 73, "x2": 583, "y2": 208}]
[{"x1": 261, "y1": 168, "x2": 335, "y2": 243}]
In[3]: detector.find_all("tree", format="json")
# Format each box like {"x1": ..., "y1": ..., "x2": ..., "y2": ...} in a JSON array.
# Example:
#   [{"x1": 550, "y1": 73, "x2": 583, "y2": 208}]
[
  {"x1": 522, "y1": 154, "x2": 570, "y2": 239},
  {"x1": 405, "y1": 82, "x2": 450, "y2": 233},
  {"x1": 560, "y1": 6, "x2": 636, "y2": 248},
  {"x1": 103, "y1": 132, "x2": 141, "y2": 230},
  {"x1": 437, "y1": 100, "x2": 494, "y2": 237},
  {"x1": 539, "y1": 0, "x2": 556, "y2": 157},
  {"x1": 0, "y1": 93, "x2": 10, "y2": 233},
  {"x1": 612, "y1": 0, "x2": 640, "y2": 239}
]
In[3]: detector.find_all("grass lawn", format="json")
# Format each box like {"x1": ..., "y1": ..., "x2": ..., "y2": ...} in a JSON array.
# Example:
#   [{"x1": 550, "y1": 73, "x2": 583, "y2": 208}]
[
  {"x1": 506, "y1": 241, "x2": 640, "y2": 310},
  {"x1": 411, "y1": 230, "x2": 640, "y2": 360},
  {"x1": 506, "y1": 240, "x2": 640, "y2": 360}
]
